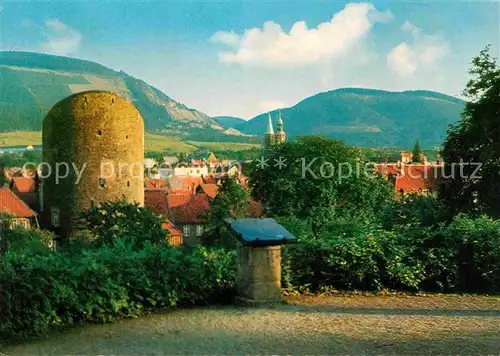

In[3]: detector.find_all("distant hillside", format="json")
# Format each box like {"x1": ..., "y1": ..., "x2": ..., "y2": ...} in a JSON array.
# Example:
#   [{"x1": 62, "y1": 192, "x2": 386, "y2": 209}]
[
  {"x1": 0, "y1": 51, "x2": 221, "y2": 134},
  {"x1": 240, "y1": 88, "x2": 465, "y2": 148},
  {"x1": 212, "y1": 116, "x2": 246, "y2": 129}
]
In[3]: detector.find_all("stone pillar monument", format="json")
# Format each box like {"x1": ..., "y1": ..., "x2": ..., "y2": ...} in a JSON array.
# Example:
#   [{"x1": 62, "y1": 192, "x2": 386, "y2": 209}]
[{"x1": 225, "y1": 218, "x2": 297, "y2": 305}]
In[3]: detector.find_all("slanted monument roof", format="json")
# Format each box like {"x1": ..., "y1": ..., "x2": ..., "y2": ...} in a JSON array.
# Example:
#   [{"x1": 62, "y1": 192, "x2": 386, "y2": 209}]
[{"x1": 224, "y1": 218, "x2": 297, "y2": 247}]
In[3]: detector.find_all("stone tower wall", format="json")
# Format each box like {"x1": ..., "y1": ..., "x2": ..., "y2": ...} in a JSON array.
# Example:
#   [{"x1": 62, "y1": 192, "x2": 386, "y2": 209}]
[
  {"x1": 264, "y1": 133, "x2": 275, "y2": 150},
  {"x1": 275, "y1": 132, "x2": 286, "y2": 145},
  {"x1": 42, "y1": 91, "x2": 144, "y2": 237}
]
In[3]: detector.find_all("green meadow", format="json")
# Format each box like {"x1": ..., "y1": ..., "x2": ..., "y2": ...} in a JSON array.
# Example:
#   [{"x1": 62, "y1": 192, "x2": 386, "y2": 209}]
[{"x1": 0, "y1": 132, "x2": 261, "y2": 153}]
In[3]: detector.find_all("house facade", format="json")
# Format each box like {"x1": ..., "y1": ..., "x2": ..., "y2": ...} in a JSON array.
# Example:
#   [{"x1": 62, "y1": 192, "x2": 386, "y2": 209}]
[
  {"x1": 0, "y1": 186, "x2": 38, "y2": 229},
  {"x1": 144, "y1": 189, "x2": 210, "y2": 246}
]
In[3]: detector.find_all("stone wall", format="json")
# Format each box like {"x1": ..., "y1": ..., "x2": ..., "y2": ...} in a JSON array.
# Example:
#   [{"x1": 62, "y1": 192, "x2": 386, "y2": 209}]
[{"x1": 42, "y1": 91, "x2": 144, "y2": 237}]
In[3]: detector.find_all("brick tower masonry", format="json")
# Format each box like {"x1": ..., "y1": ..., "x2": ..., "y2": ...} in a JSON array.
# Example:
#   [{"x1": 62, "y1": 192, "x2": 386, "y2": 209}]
[{"x1": 41, "y1": 91, "x2": 144, "y2": 238}]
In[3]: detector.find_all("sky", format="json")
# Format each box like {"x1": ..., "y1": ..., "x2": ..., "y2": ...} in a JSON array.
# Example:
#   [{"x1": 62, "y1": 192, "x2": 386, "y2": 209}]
[{"x1": 1, "y1": 0, "x2": 499, "y2": 119}]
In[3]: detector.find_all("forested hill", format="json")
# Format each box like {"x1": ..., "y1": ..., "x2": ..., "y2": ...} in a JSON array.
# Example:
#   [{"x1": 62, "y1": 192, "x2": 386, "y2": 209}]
[
  {"x1": 0, "y1": 51, "x2": 218, "y2": 134},
  {"x1": 238, "y1": 88, "x2": 465, "y2": 148}
]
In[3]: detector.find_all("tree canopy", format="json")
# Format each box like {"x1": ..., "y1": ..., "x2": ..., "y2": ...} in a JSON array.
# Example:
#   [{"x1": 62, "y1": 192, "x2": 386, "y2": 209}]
[
  {"x1": 203, "y1": 176, "x2": 250, "y2": 247},
  {"x1": 440, "y1": 46, "x2": 500, "y2": 216},
  {"x1": 249, "y1": 136, "x2": 394, "y2": 234},
  {"x1": 79, "y1": 199, "x2": 166, "y2": 249},
  {"x1": 412, "y1": 140, "x2": 423, "y2": 163}
]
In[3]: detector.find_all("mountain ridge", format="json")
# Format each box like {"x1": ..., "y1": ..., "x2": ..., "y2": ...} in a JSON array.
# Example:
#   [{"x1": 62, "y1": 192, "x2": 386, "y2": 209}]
[
  {"x1": 0, "y1": 51, "x2": 465, "y2": 148},
  {"x1": 0, "y1": 51, "x2": 218, "y2": 134},
  {"x1": 238, "y1": 87, "x2": 464, "y2": 148}
]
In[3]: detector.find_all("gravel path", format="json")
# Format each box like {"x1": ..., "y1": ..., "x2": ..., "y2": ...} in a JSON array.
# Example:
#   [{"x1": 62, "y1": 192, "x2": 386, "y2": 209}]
[{"x1": 3, "y1": 294, "x2": 499, "y2": 355}]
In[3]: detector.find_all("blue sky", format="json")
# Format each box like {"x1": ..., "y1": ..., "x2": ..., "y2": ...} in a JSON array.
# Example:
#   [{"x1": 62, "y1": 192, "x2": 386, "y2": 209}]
[{"x1": 1, "y1": 1, "x2": 499, "y2": 118}]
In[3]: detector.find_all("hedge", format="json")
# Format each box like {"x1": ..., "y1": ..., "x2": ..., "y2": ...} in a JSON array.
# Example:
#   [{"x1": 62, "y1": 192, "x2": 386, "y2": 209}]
[{"x1": 0, "y1": 240, "x2": 236, "y2": 341}]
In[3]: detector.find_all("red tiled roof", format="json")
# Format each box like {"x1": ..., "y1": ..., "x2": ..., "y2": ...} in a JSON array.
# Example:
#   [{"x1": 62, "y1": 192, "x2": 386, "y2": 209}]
[
  {"x1": 198, "y1": 183, "x2": 218, "y2": 199},
  {"x1": 376, "y1": 163, "x2": 441, "y2": 194},
  {"x1": 145, "y1": 178, "x2": 167, "y2": 189},
  {"x1": 203, "y1": 175, "x2": 217, "y2": 184},
  {"x1": 238, "y1": 176, "x2": 248, "y2": 184},
  {"x1": 168, "y1": 176, "x2": 203, "y2": 191},
  {"x1": 170, "y1": 188, "x2": 193, "y2": 195},
  {"x1": 168, "y1": 193, "x2": 210, "y2": 224},
  {"x1": 162, "y1": 220, "x2": 184, "y2": 237},
  {"x1": 0, "y1": 186, "x2": 37, "y2": 218},
  {"x1": 167, "y1": 193, "x2": 194, "y2": 208},
  {"x1": 144, "y1": 189, "x2": 169, "y2": 216},
  {"x1": 191, "y1": 159, "x2": 207, "y2": 167},
  {"x1": 11, "y1": 177, "x2": 36, "y2": 193}
]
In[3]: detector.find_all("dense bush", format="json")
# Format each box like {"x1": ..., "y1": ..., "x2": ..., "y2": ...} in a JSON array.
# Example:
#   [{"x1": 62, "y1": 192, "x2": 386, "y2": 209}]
[
  {"x1": 442, "y1": 214, "x2": 500, "y2": 292},
  {"x1": 279, "y1": 210, "x2": 500, "y2": 294},
  {"x1": 0, "y1": 239, "x2": 236, "y2": 341},
  {"x1": 79, "y1": 200, "x2": 166, "y2": 249}
]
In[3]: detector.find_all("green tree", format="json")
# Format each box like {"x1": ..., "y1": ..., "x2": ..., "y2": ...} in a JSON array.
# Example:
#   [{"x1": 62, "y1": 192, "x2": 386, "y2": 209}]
[
  {"x1": 203, "y1": 177, "x2": 250, "y2": 247},
  {"x1": 249, "y1": 136, "x2": 394, "y2": 235},
  {"x1": 440, "y1": 46, "x2": 500, "y2": 216},
  {"x1": 412, "y1": 140, "x2": 423, "y2": 163},
  {"x1": 79, "y1": 199, "x2": 166, "y2": 249},
  {"x1": 144, "y1": 151, "x2": 164, "y2": 165}
]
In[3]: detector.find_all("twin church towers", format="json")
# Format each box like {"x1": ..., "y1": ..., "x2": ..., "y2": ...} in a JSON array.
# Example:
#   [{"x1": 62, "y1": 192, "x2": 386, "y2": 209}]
[{"x1": 264, "y1": 110, "x2": 287, "y2": 150}]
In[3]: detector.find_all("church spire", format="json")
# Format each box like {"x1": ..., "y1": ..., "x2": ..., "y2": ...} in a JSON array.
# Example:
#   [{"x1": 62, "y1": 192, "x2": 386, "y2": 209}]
[
  {"x1": 277, "y1": 110, "x2": 283, "y2": 132},
  {"x1": 275, "y1": 110, "x2": 286, "y2": 145},
  {"x1": 266, "y1": 112, "x2": 275, "y2": 135}
]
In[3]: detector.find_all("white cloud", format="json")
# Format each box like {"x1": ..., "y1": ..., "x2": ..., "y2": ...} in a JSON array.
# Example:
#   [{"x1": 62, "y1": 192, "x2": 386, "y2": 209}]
[
  {"x1": 211, "y1": 3, "x2": 393, "y2": 68},
  {"x1": 259, "y1": 100, "x2": 287, "y2": 113},
  {"x1": 41, "y1": 19, "x2": 82, "y2": 56},
  {"x1": 387, "y1": 21, "x2": 449, "y2": 78},
  {"x1": 210, "y1": 31, "x2": 239, "y2": 46}
]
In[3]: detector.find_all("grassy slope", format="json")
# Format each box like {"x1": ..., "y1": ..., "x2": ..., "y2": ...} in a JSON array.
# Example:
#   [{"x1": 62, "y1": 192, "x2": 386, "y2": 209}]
[
  {"x1": 0, "y1": 132, "x2": 42, "y2": 147},
  {"x1": 187, "y1": 141, "x2": 261, "y2": 151},
  {"x1": 0, "y1": 132, "x2": 259, "y2": 153},
  {"x1": 145, "y1": 134, "x2": 197, "y2": 153}
]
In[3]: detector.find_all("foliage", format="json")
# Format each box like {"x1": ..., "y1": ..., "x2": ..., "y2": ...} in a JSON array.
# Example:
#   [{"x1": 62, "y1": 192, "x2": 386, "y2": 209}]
[
  {"x1": 79, "y1": 200, "x2": 166, "y2": 249},
  {"x1": 144, "y1": 151, "x2": 164, "y2": 165},
  {"x1": 412, "y1": 140, "x2": 423, "y2": 163},
  {"x1": 0, "y1": 150, "x2": 42, "y2": 168},
  {"x1": 442, "y1": 214, "x2": 500, "y2": 292},
  {"x1": 249, "y1": 136, "x2": 394, "y2": 233},
  {"x1": 0, "y1": 227, "x2": 54, "y2": 256},
  {"x1": 279, "y1": 211, "x2": 500, "y2": 294},
  {"x1": 441, "y1": 46, "x2": 500, "y2": 217},
  {"x1": 203, "y1": 177, "x2": 250, "y2": 248},
  {"x1": 379, "y1": 193, "x2": 448, "y2": 229},
  {"x1": 0, "y1": 240, "x2": 237, "y2": 341}
]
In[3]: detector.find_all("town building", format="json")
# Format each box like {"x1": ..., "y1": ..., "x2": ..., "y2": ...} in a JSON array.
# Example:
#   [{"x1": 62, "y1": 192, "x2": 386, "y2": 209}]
[
  {"x1": 376, "y1": 153, "x2": 442, "y2": 196},
  {"x1": 173, "y1": 162, "x2": 209, "y2": 177},
  {"x1": 162, "y1": 220, "x2": 184, "y2": 247},
  {"x1": 144, "y1": 188, "x2": 210, "y2": 246},
  {"x1": 0, "y1": 186, "x2": 38, "y2": 229},
  {"x1": 9, "y1": 176, "x2": 39, "y2": 213}
]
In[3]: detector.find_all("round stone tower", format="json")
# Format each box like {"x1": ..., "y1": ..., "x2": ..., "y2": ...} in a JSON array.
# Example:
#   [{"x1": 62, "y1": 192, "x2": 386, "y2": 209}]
[{"x1": 42, "y1": 91, "x2": 144, "y2": 237}]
